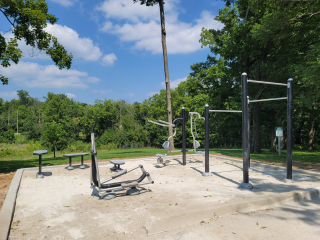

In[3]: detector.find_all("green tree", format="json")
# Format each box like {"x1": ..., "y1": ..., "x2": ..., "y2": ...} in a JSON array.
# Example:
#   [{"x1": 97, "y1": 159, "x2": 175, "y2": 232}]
[
  {"x1": 198, "y1": 0, "x2": 320, "y2": 152},
  {"x1": 41, "y1": 121, "x2": 67, "y2": 158},
  {"x1": 17, "y1": 90, "x2": 30, "y2": 106},
  {"x1": 0, "y1": 0, "x2": 73, "y2": 85}
]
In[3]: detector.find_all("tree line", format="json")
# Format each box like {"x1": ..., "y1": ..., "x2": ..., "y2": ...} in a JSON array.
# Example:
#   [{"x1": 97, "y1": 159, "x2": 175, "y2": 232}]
[{"x1": 1, "y1": 0, "x2": 319, "y2": 153}]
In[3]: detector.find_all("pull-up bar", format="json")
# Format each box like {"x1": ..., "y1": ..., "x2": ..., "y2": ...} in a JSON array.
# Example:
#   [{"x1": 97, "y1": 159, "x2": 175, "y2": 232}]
[
  {"x1": 249, "y1": 97, "x2": 287, "y2": 103},
  {"x1": 209, "y1": 110, "x2": 242, "y2": 113},
  {"x1": 240, "y1": 73, "x2": 293, "y2": 190},
  {"x1": 248, "y1": 79, "x2": 288, "y2": 87}
]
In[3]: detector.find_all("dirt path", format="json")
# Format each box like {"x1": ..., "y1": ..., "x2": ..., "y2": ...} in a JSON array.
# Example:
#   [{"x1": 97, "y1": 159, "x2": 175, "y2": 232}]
[{"x1": 0, "y1": 172, "x2": 15, "y2": 211}]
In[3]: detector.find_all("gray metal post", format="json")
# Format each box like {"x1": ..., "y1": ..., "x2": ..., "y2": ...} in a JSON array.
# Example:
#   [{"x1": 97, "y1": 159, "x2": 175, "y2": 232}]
[
  {"x1": 202, "y1": 104, "x2": 212, "y2": 176},
  {"x1": 39, "y1": 155, "x2": 42, "y2": 175},
  {"x1": 182, "y1": 107, "x2": 186, "y2": 165},
  {"x1": 240, "y1": 73, "x2": 253, "y2": 189},
  {"x1": 278, "y1": 137, "x2": 281, "y2": 156},
  {"x1": 287, "y1": 78, "x2": 293, "y2": 180},
  {"x1": 248, "y1": 96, "x2": 250, "y2": 168}
]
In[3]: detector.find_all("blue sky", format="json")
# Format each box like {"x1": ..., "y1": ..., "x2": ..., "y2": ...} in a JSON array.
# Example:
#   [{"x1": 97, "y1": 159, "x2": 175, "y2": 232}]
[{"x1": 0, "y1": 0, "x2": 225, "y2": 104}]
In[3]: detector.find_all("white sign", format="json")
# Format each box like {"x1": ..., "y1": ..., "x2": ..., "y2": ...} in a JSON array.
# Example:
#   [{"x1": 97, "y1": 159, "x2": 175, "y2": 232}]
[{"x1": 276, "y1": 127, "x2": 283, "y2": 137}]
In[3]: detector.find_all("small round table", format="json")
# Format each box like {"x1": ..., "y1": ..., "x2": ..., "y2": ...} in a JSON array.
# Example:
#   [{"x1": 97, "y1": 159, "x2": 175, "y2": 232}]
[
  {"x1": 110, "y1": 160, "x2": 125, "y2": 172},
  {"x1": 33, "y1": 150, "x2": 48, "y2": 179}
]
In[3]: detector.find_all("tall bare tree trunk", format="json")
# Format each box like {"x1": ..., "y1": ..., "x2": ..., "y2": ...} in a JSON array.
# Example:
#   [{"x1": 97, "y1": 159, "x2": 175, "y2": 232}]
[
  {"x1": 308, "y1": 102, "x2": 315, "y2": 149},
  {"x1": 159, "y1": 0, "x2": 174, "y2": 151}
]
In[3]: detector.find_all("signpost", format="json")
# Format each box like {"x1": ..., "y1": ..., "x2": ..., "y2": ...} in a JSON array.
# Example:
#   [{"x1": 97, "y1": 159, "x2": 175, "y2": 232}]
[{"x1": 276, "y1": 127, "x2": 283, "y2": 156}]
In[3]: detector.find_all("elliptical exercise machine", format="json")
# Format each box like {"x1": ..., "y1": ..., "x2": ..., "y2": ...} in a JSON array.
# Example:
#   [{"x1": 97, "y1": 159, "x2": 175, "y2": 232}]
[{"x1": 90, "y1": 124, "x2": 154, "y2": 200}]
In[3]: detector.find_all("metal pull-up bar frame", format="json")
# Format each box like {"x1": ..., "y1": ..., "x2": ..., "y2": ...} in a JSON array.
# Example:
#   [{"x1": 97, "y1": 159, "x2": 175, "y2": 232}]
[
  {"x1": 241, "y1": 73, "x2": 293, "y2": 190},
  {"x1": 248, "y1": 79, "x2": 289, "y2": 87},
  {"x1": 202, "y1": 106, "x2": 242, "y2": 177},
  {"x1": 249, "y1": 97, "x2": 287, "y2": 103},
  {"x1": 209, "y1": 110, "x2": 242, "y2": 113}
]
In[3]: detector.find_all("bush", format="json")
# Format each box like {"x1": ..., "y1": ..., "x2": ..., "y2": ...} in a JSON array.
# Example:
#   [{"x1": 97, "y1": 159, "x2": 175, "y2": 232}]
[
  {"x1": 1, "y1": 129, "x2": 15, "y2": 143},
  {"x1": 26, "y1": 141, "x2": 43, "y2": 151}
]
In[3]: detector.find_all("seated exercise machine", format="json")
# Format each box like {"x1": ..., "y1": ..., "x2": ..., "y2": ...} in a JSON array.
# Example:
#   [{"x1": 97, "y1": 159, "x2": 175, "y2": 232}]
[
  {"x1": 148, "y1": 119, "x2": 177, "y2": 164},
  {"x1": 189, "y1": 112, "x2": 205, "y2": 154},
  {"x1": 90, "y1": 124, "x2": 154, "y2": 200}
]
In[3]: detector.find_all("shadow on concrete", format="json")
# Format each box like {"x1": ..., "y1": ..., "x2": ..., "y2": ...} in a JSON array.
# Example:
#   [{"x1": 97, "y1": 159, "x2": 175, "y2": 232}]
[
  {"x1": 42, "y1": 172, "x2": 52, "y2": 176},
  {"x1": 91, "y1": 186, "x2": 152, "y2": 200}
]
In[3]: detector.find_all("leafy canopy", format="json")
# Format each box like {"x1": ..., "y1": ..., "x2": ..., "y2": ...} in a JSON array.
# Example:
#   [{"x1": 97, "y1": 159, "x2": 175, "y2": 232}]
[{"x1": 0, "y1": 0, "x2": 73, "y2": 85}]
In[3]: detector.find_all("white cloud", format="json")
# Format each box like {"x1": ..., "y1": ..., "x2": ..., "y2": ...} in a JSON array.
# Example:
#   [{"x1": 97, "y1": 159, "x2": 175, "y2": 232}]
[
  {"x1": 0, "y1": 91, "x2": 18, "y2": 99},
  {"x1": 92, "y1": 89, "x2": 112, "y2": 94},
  {"x1": 1, "y1": 24, "x2": 105, "y2": 62},
  {"x1": 45, "y1": 24, "x2": 103, "y2": 61},
  {"x1": 0, "y1": 61, "x2": 100, "y2": 89},
  {"x1": 161, "y1": 77, "x2": 186, "y2": 89},
  {"x1": 147, "y1": 91, "x2": 159, "y2": 97},
  {"x1": 97, "y1": 0, "x2": 223, "y2": 54},
  {"x1": 96, "y1": 0, "x2": 178, "y2": 23},
  {"x1": 87, "y1": 77, "x2": 101, "y2": 83},
  {"x1": 128, "y1": 93, "x2": 134, "y2": 96},
  {"x1": 66, "y1": 93, "x2": 77, "y2": 98},
  {"x1": 50, "y1": 0, "x2": 77, "y2": 7},
  {"x1": 102, "y1": 53, "x2": 117, "y2": 66}
]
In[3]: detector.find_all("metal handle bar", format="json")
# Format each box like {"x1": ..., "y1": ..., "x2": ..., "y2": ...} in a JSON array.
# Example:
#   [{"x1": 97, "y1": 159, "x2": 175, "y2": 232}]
[
  {"x1": 168, "y1": 127, "x2": 177, "y2": 141},
  {"x1": 148, "y1": 120, "x2": 175, "y2": 127},
  {"x1": 157, "y1": 120, "x2": 172, "y2": 125},
  {"x1": 249, "y1": 97, "x2": 287, "y2": 103},
  {"x1": 209, "y1": 110, "x2": 242, "y2": 113},
  {"x1": 248, "y1": 79, "x2": 288, "y2": 87}
]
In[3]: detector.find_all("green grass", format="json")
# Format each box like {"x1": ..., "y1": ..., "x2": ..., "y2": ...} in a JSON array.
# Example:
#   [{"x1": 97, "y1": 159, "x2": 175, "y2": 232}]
[
  {"x1": 1, "y1": 147, "x2": 320, "y2": 174},
  {"x1": 0, "y1": 148, "x2": 185, "y2": 173},
  {"x1": 207, "y1": 148, "x2": 320, "y2": 165}
]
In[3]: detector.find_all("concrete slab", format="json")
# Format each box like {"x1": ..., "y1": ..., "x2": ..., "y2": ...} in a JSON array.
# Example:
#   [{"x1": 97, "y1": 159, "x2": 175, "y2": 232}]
[{"x1": 6, "y1": 155, "x2": 320, "y2": 239}]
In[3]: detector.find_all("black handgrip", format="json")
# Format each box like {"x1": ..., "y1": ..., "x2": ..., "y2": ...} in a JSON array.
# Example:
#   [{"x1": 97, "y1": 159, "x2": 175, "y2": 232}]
[{"x1": 91, "y1": 124, "x2": 93, "y2": 133}]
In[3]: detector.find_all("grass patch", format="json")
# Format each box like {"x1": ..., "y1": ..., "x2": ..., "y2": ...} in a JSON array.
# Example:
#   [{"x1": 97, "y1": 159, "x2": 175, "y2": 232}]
[
  {"x1": 0, "y1": 148, "x2": 186, "y2": 173},
  {"x1": 1, "y1": 147, "x2": 320, "y2": 174},
  {"x1": 208, "y1": 148, "x2": 320, "y2": 165}
]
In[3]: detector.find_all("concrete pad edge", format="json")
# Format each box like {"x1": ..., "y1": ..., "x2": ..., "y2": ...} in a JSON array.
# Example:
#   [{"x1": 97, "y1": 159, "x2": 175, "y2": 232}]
[
  {"x1": 146, "y1": 187, "x2": 320, "y2": 236},
  {"x1": 0, "y1": 169, "x2": 24, "y2": 240}
]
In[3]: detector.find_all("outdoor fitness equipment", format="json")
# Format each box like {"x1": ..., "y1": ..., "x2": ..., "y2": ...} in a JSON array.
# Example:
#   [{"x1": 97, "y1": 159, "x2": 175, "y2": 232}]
[
  {"x1": 241, "y1": 73, "x2": 293, "y2": 189},
  {"x1": 90, "y1": 124, "x2": 154, "y2": 200},
  {"x1": 148, "y1": 119, "x2": 177, "y2": 164},
  {"x1": 148, "y1": 110, "x2": 189, "y2": 165},
  {"x1": 189, "y1": 112, "x2": 205, "y2": 154},
  {"x1": 201, "y1": 73, "x2": 293, "y2": 187},
  {"x1": 202, "y1": 105, "x2": 242, "y2": 177}
]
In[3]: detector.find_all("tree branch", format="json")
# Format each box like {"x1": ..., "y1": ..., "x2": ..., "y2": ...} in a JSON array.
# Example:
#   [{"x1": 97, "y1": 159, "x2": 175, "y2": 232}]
[{"x1": 0, "y1": 9, "x2": 15, "y2": 27}]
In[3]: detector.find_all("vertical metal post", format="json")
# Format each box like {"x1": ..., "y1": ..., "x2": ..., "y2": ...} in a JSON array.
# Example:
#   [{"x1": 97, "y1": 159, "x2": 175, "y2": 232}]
[
  {"x1": 287, "y1": 78, "x2": 293, "y2": 180},
  {"x1": 247, "y1": 96, "x2": 250, "y2": 168},
  {"x1": 39, "y1": 155, "x2": 42, "y2": 175},
  {"x1": 240, "y1": 73, "x2": 253, "y2": 189},
  {"x1": 278, "y1": 137, "x2": 281, "y2": 156},
  {"x1": 67, "y1": 156, "x2": 74, "y2": 170},
  {"x1": 182, "y1": 107, "x2": 186, "y2": 165},
  {"x1": 202, "y1": 104, "x2": 212, "y2": 176}
]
